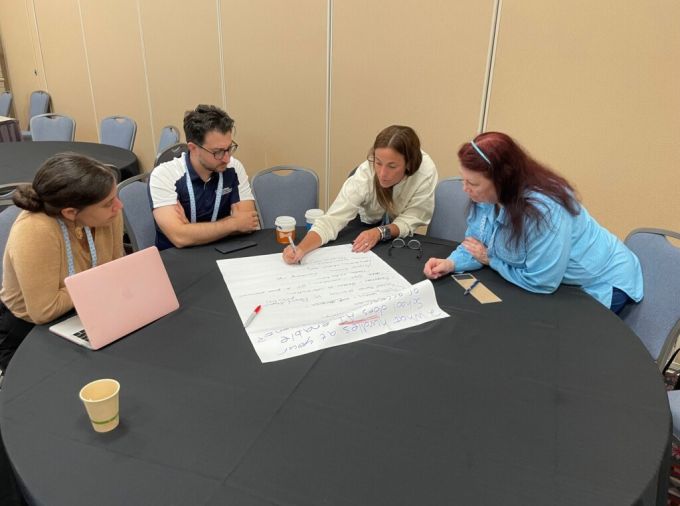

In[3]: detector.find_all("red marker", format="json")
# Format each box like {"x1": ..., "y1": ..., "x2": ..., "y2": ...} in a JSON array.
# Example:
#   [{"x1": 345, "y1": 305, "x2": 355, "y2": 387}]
[{"x1": 244, "y1": 305, "x2": 262, "y2": 328}]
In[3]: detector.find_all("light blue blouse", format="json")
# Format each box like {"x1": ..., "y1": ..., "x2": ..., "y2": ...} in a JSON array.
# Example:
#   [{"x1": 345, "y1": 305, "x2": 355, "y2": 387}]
[{"x1": 447, "y1": 192, "x2": 643, "y2": 308}]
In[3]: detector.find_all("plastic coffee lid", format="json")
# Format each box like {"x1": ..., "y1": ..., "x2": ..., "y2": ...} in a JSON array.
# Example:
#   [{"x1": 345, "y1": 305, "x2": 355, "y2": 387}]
[
  {"x1": 274, "y1": 216, "x2": 296, "y2": 229},
  {"x1": 305, "y1": 209, "x2": 324, "y2": 220}
]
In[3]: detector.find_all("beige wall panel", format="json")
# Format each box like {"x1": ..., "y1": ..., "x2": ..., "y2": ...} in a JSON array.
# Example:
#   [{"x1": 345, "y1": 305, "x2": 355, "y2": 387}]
[
  {"x1": 222, "y1": 0, "x2": 328, "y2": 206},
  {"x1": 0, "y1": 0, "x2": 46, "y2": 129},
  {"x1": 79, "y1": 0, "x2": 155, "y2": 171},
  {"x1": 139, "y1": 0, "x2": 223, "y2": 146},
  {"x1": 487, "y1": 0, "x2": 680, "y2": 238},
  {"x1": 330, "y1": 1, "x2": 494, "y2": 202},
  {"x1": 33, "y1": 0, "x2": 97, "y2": 141}
]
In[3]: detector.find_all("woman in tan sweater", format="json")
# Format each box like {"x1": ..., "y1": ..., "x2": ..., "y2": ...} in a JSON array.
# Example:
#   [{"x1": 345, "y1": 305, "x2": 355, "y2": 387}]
[{"x1": 0, "y1": 152, "x2": 124, "y2": 371}]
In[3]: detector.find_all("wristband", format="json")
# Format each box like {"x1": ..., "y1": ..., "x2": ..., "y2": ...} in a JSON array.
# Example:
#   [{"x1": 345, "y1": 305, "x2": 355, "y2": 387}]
[{"x1": 378, "y1": 225, "x2": 392, "y2": 242}]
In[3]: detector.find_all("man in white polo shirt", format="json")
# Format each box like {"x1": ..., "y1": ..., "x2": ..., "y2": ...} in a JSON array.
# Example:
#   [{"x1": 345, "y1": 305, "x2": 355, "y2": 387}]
[{"x1": 149, "y1": 104, "x2": 259, "y2": 249}]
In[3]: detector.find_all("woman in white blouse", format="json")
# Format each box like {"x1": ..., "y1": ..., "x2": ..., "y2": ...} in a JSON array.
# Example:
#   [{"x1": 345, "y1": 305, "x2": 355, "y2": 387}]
[{"x1": 282, "y1": 125, "x2": 438, "y2": 264}]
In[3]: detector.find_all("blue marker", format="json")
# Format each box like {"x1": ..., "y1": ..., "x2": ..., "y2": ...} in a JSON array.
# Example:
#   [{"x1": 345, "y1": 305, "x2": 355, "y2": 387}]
[{"x1": 464, "y1": 279, "x2": 480, "y2": 296}]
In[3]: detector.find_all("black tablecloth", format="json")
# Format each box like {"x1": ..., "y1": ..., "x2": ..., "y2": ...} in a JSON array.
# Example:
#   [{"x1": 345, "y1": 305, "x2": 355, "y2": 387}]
[
  {"x1": 0, "y1": 226, "x2": 671, "y2": 506},
  {"x1": 0, "y1": 141, "x2": 139, "y2": 182}
]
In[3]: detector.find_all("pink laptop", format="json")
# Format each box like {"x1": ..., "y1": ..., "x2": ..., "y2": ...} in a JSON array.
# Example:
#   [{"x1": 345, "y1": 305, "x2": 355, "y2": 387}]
[{"x1": 49, "y1": 246, "x2": 179, "y2": 350}]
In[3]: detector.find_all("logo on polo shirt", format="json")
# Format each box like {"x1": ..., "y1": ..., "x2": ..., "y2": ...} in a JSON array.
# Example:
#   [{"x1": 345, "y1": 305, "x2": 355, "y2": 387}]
[{"x1": 221, "y1": 187, "x2": 233, "y2": 196}]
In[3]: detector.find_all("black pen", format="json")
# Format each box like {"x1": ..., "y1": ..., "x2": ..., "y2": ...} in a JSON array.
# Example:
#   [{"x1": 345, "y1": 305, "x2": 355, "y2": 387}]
[{"x1": 464, "y1": 279, "x2": 480, "y2": 296}]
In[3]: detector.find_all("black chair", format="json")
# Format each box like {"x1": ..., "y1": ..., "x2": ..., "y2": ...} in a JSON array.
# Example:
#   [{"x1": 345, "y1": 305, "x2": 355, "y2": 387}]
[{"x1": 154, "y1": 142, "x2": 188, "y2": 167}]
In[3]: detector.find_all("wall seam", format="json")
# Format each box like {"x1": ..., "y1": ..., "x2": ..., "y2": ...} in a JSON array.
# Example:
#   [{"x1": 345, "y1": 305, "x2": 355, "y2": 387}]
[
  {"x1": 217, "y1": 0, "x2": 227, "y2": 110},
  {"x1": 478, "y1": 0, "x2": 502, "y2": 133},
  {"x1": 136, "y1": 0, "x2": 155, "y2": 164},
  {"x1": 324, "y1": 0, "x2": 333, "y2": 209},
  {"x1": 28, "y1": 0, "x2": 48, "y2": 91},
  {"x1": 76, "y1": 0, "x2": 98, "y2": 139}
]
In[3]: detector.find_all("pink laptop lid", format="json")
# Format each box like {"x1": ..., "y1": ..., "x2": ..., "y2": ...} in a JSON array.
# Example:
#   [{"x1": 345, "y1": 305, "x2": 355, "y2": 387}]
[{"x1": 64, "y1": 246, "x2": 179, "y2": 349}]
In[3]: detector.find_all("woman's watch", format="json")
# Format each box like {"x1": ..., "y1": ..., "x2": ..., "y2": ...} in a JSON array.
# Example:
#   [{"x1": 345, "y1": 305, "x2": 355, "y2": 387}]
[{"x1": 378, "y1": 225, "x2": 392, "y2": 242}]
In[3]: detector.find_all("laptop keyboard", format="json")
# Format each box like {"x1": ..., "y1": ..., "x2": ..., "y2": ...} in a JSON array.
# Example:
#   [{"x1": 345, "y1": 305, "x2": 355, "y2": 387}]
[{"x1": 73, "y1": 329, "x2": 89, "y2": 342}]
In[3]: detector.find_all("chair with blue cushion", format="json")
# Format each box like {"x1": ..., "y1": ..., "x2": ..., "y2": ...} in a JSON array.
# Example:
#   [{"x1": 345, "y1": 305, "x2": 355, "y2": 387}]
[
  {"x1": 668, "y1": 391, "x2": 680, "y2": 440},
  {"x1": 0, "y1": 183, "x2": 30, "y2": 210},
  {"x1": 621, "y1": 228, "x2": 680, "y2": 368},
  {"x1": 100, "y1": 115, "x2": 137, "y2": 150},
  {"x1": 251, "y1": 166, "x2": 319, "y2": 229},
  {"x1": 622, "y1": 229, "x2": 680, "y2": 442},
  {"x1": 29, "y1": 113, "x2": 75, "y2": 142},
  {"x1": 0, "y1": 205, "x2": 22, "y2": 284},
  {"x1": 157, "y1": 125, "x2": 180, "y2": 158},
  {"x1": 117, "y1": 173, "x2": 155, "y2": 252},
  {"x1": 0, "y1": 204, "x2": 23, "y2": 385},
  {"x1": 0, "y1": 91, "x2": 12, "y2": 117},
  {"x1": 21, "y1": 90, "x2": 51, "y2": 140},
  {"x1": 427, "y1": 177, "x2": 470, "y2": 243}
]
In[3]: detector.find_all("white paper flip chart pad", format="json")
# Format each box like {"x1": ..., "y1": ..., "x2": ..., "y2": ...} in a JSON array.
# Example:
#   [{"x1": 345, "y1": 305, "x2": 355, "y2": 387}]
[{"x1": 217, "y1": 244, "x2": 449, "y2": 362}]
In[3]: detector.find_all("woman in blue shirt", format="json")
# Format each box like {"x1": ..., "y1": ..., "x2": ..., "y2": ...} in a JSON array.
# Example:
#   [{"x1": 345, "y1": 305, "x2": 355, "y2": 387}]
[{"x1": 423, "y1": 132, "x2": 642, "y2": 313}]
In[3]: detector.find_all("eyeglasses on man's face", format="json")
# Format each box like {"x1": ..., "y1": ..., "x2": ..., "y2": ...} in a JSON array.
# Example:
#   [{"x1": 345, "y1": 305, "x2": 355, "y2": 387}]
[
  {"x1": 388, "y1": 238, "x2": 422, "y2": 259},
  {"x1": 195, "y1": 141, "x2": 239, "y2": 160}
]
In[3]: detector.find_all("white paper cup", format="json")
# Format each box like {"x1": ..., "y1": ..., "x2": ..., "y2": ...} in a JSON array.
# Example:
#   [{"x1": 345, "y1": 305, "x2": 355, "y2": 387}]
[
  {"x1": 304, "y1": 209, "x2": 324, "y2": 230},
  {"x1": 79, "y1": 379, "x2": 120, "y2": 433}
]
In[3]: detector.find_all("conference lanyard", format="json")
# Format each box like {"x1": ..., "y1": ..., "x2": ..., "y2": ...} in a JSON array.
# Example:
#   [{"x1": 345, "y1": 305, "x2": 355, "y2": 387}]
[
  {"x1": 184, "y1": 167, "x2": 223, "y2": 223},
  {"x1": 57, "y1": 219, "x2": 97, "y2": 277}
]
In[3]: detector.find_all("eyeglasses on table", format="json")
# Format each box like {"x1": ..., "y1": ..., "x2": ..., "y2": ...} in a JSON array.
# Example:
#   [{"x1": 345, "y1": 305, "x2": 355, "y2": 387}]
[{"x1": 388, "y1": 238, "x2": 422, "y2": 259}]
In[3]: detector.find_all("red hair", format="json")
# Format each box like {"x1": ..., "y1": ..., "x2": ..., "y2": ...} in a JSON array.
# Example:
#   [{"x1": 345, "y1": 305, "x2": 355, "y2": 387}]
[{"x1": 458, "y1": 132, "x2": 579, "y2": 246}]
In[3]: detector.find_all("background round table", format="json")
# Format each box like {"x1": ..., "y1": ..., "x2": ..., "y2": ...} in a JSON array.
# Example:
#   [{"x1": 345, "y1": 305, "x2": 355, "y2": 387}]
[
  {"x1": 0, "y1": 141, "x2": 139, "y2": 183},
  {"x1": 0, "y1": 227, "x2": 670, "y2": 506}
]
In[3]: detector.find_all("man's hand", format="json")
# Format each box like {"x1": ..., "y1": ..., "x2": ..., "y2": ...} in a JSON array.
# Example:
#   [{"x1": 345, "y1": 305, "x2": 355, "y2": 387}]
[{"x1": 228, "y1": 207, "x2": 259, "y2": 233}]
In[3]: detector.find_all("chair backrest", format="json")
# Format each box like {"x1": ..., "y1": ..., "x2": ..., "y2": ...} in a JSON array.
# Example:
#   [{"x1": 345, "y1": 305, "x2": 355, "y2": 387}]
[
  {"x1": 29, "y1": 113, "x2": 76, "y2": 141},
  {"x1": 427, "y1": 177, "x2": 470, "y2": 243},
  {"x1": 117, "y1": 173, "x2": 156, "y2": 252},
  {"x1": 251, "y1": 166, "x2": 319, "y2": 229},
  {"x1": 157, "y1": 125, "x2": 180, "y2": 157},
  {"x1": 0, "y1": 205, "x2": 22, "y2": 285},
  {"x1": 0, "y1": 91, "x2": 12, "y2": 117},
  {"x1": 154, "y1": 142, "x2": 188, "y2": 167},
  {"x1": 100, "y1": 115, "x2": 137, "y2": 150},
  {"x1": 622, "y1": 228, "x2": 680, "y2": 366},
  {"x1": 668, "y1": 390, "x2": 680, "y2": 438},
  {"x1": 28, "y1": 90, "x2": 50, "y2": 122},
  {"x1": 0, "y1": 183, "x2": 30, "y2": 209}
]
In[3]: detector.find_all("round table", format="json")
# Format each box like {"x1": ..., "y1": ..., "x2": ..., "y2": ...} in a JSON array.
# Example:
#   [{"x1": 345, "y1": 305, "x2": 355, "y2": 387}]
[
  {"x1": 0, "y1": 227, "x2": 670, "y2": 506},
  {"x1": 0, "y1": 141, "x2": 139, "y2": 183}
]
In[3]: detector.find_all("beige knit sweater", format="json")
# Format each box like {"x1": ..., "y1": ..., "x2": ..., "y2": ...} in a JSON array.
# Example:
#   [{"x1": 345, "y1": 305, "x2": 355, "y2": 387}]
[{"x1": 0, "y1": 211, "x2": 124, "y2": 324}]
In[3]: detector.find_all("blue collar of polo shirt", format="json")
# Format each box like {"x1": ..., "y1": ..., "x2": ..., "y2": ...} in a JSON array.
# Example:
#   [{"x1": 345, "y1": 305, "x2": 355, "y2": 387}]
[{"x1": 184, "y1": 152, "x2": 205, "y2": 184}]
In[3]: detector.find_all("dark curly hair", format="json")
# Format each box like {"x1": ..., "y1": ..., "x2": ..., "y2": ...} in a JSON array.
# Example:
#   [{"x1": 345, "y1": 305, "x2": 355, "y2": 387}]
[{"x1": 183, "y1": 104, "x2": 235, "y2": 145}]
